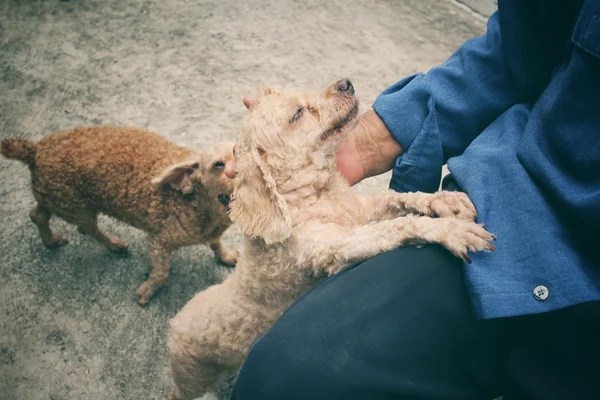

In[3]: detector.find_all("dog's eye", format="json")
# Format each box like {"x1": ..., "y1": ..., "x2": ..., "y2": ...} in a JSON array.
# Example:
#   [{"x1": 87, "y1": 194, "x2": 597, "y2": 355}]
[
  {"x1": 213, "y1": 161, "x2": 225, "y2": 168},
  {"x1": 290, "y1": 107, "x2": 304, "y2": 123}
]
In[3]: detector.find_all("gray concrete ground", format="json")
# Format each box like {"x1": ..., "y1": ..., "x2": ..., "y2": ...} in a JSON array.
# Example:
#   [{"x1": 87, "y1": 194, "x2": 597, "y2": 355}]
[
  {"x1": 457, "y1": 0, "x2": 497, "y2": 17},
  {"x1": 0, "y1": 1, "x2": 485, "y2": 399}
]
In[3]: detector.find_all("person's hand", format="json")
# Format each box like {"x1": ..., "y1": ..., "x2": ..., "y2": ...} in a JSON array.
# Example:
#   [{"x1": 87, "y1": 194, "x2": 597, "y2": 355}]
[
  {"x1": 224, "y1": 143, "x2": 237, "y2": 179},
  {"x1": 335, "y1": 130, "x2": 365, "y2": 186},
  {"x1": 336, "y1": 110, "x2": 403, "y2": 185}
]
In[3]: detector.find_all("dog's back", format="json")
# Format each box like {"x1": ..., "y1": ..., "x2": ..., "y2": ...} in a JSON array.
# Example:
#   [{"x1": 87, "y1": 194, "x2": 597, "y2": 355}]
[
  {"x1": 24, "y1": 126, "x2": 191, "y2": 229},
  {"x1": 3, "y1": 126, "x2": 238, "y2": 304}
]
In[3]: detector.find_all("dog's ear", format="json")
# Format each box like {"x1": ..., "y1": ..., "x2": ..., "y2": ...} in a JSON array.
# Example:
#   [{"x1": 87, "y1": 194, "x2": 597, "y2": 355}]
[
  {"x1": 243, "y1": 96, "x2": 257, "y2": 111},
  {"x1": 152, "y1": 159, "x2": 201, "y2": 194},
  {"x1": 229, "y1": 144, "x2": 292, "y2": 245},
  {"x1": 243, "y1": 87, "x2": 276, "y2": 111}
]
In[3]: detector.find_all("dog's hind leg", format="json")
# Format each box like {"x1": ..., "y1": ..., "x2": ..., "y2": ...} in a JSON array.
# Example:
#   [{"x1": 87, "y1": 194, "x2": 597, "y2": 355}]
[
  {"x1": 75, "y1": 213, "x2": 129, "y2": 254},
  {"x1": 29, "y1": 203, "x2": 69, "y2": 249},
  {"x1": 169, "y1": 357, "x2": 228, "y2": 400}
]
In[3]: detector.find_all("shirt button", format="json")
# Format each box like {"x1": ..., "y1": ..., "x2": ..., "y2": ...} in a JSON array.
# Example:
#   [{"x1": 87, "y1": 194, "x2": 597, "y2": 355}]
[{"x1": 533, "y1": 285, "x2": 549, "y2": 301}]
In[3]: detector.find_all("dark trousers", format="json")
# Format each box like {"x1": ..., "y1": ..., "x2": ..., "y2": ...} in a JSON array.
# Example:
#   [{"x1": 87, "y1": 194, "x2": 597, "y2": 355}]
[{"x1": 230, "y1": 244, "x2": 600, "y2": 400}]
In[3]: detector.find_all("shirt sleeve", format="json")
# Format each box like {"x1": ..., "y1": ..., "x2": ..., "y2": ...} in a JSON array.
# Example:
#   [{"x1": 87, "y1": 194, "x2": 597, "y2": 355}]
[{"x1": 374, "y1": 12, "x2": 519, "y2": 193}]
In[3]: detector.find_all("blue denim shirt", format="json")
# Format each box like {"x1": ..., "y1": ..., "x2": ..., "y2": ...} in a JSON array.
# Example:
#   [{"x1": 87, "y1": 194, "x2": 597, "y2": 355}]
[{"x1": 373, "y1": 0, "x2": 600, "y2": 319}]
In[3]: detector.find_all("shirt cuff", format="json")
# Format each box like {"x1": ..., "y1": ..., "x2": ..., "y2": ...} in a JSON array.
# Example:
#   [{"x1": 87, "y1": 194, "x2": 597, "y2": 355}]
[
  {"x1": 373, "y1": 73, "x2": 433, "y2": 152},
  {"x1": 373, "y1": 74, "x2": 443, "y2": 193}
]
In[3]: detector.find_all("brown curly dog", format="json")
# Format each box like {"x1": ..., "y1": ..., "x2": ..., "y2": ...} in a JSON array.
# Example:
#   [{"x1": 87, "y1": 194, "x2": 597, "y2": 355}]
[{"x1": 2, "y1": 126, "x2": 237, "y2": 304}]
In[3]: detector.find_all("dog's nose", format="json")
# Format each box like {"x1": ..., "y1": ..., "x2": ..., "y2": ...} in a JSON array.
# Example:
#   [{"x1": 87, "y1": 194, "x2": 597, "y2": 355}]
[{"x1": 336, "y1": 79, "x2": 354, "y2": 95}]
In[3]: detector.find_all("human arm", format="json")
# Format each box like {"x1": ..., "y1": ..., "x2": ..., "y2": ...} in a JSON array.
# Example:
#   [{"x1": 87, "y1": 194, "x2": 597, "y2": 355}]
[{"x1": 339, "y1": 2, "x2": 558, "y2": 191}]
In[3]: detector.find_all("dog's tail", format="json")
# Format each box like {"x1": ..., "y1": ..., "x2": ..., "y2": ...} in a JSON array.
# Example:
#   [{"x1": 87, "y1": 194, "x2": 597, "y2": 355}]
[{"x1": 1, "y1": 137, "x2": 37, "y2": 167}]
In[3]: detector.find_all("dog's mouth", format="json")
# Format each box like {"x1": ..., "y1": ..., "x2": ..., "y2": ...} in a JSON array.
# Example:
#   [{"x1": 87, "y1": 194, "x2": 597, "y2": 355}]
[
  {"x1": 218, "y1": 193, "x2": 231, "y2": 210},
  {"x1": 319, "y1": 101, "x2": 360, "y2": 141}
]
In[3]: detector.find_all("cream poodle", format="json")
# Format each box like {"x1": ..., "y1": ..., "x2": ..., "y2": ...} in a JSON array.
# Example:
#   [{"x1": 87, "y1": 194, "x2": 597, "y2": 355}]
[{"x1": 167, "y1": 79, "x2": 496, "y2": 399}]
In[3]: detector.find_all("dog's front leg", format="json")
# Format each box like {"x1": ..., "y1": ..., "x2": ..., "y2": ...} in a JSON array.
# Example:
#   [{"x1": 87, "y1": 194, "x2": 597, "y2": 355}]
[
  {"x1": 303, "y1": 216, "x2": 495, "y2": 276},
  {"x1": 209, "y1": 239, "x2": 239, "y2": 267},
  {"x1": 136, "y1": 235, "x2": 172, "y2": 305},
  {"x1": 360, "y1": 190, "x2": 478, "y2": 221}
]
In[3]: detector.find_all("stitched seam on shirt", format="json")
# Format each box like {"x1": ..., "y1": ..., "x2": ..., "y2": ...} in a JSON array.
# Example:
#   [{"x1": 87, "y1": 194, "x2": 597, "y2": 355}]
[
  {"x1": 584, "y1": 15, "x2": 597, "y2": 38},
  {"x1": 557, "y1": 279, "x2": 593, "y2": 286},
  {"x1": 397, "y1": 153, "x2": 418, "y2": 166},
  {"x1": 572, "y1": 37, "x2": 600, "y2": 58}
]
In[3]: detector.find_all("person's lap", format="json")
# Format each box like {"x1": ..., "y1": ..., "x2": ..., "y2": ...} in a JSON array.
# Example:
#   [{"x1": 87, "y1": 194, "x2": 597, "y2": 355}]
[
  {"x1": 230, "y1": 244, "x2": 600, "y2": 400},
  {"x1": 230, "y1": 244, "x2": 507, "y2": 400}
]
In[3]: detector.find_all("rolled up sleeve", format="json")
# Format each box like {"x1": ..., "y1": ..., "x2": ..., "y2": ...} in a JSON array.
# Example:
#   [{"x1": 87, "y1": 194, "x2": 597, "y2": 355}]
[{"x1": 374, "y1": 12, "x2": 521, "y2": 193}]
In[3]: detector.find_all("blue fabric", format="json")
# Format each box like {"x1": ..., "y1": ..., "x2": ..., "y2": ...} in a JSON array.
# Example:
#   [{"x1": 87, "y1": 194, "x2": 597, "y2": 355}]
[{"x1": 372, "y1": 0, "x2": 600, "y2": 319}]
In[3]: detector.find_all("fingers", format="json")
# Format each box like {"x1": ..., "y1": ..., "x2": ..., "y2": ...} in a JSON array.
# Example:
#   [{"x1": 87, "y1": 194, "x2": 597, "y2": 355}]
[
  {"x1": 225, "y1": 143, "x2": 237, "y2": 179},
  {"x1": 225, "y1": 162, "x2": 236, "y2": 179}
]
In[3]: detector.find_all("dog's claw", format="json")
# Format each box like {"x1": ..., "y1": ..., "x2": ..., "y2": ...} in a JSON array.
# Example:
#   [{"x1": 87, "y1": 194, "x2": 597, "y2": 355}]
[{"x1": 437, "y1": 219, "x2": 496, "y2": 263}]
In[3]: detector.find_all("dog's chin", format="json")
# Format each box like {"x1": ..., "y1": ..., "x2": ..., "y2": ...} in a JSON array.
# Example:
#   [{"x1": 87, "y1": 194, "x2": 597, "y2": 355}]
[{"x1": 319, "y1": 101, "x2": 360, "y2": 141}]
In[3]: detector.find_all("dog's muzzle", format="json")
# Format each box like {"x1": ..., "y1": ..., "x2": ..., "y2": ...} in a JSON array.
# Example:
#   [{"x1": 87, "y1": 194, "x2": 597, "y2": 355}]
[{"x1": 218, "y1": 193, "x2": 231, "y2": 210}]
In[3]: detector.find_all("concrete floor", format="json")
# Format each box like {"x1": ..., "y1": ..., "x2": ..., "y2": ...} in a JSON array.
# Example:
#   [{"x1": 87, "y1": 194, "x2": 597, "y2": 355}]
[
  {"x1": 0, "y1": 1, "x2": 485, "y2": 399},
  {"x1": 458, "y1": 0, "x2": 497, "y2": 17}
]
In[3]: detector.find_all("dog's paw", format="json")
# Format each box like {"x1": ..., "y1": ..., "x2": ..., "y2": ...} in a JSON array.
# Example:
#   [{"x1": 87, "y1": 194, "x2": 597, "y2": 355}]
[
  {"x1": 436, "y1": 219, "x2": 496, "y2": 263},
  {"x1": 422, "y1": 192, "x2": 477, "y2": 220},
  {"x1": 168, "y1": 388, "x2": 182, "y2": 400},
  {"x1": 216, "y1": 247, "x2": 239, "y2": 267},
  {"x1": 106, "y1": 237, "x2": 129, "y2": 254},
  {"x1": 136, "y1": 282, "x2": 155, "y2": 306},
  {"x1": 45, "y1": 233, "x2": 69, "y2": 249}
]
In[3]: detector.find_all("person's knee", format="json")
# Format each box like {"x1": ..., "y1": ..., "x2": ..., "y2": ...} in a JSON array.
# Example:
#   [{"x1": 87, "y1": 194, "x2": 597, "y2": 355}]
[
  {"x1": 231, "y1": 332, "x2": 316, "y2": 400},
  {"x1": 231, "y1": 245, "x2": 467, "y2": 400}
]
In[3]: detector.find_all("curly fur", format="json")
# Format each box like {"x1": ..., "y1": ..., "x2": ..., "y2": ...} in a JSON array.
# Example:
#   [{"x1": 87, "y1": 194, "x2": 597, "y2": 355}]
[
  {"x1": 1, "y1": 126, "x2": 238, "y2": 305},
  {"x1": 2, "y1": 137, "x2": 37, "y2": 167},
  {"x1": 167, "y1": 80, "x2": 496, "y2": 399}
]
